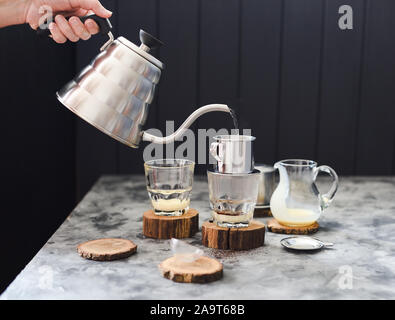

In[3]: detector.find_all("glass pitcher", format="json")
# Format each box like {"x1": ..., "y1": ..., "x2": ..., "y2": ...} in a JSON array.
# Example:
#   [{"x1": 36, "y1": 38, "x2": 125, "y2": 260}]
[{"x1": 270, "y1": 159, "x2": 339, "y2": 227}]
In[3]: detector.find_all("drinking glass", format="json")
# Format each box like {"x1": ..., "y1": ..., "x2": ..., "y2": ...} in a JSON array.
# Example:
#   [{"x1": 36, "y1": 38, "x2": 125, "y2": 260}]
[
  {"x1": 207, "y1": 169, "x2": 260, "y2": 228},
  {"x1": 144, "y1": 159, "x2": 195, "y2": 216}
]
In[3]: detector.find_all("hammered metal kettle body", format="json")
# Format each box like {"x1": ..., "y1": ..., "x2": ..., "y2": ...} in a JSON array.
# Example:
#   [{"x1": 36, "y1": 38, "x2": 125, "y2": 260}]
[
  {"x1": 57, "y1": 28, "x2": 164, "y2": 148},
  {"x1": 54, "y1": 16, "x2": 231, "y2": 147}
]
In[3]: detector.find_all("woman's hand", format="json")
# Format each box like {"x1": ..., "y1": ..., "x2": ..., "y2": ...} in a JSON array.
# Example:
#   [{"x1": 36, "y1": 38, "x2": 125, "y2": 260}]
[
  {"x1": 25, "y1": 0, "x2": 112, "y2": 43},
  {"x1": 0, "y1": 0, "x2": 112, "y2": 43}
]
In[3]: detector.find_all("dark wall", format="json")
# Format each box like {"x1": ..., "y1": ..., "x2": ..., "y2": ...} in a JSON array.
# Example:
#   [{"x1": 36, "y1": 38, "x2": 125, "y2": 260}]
[
  {"x1": 76, "y1": 0, "x2": 395, "y2": 201},
  {"x1": 1, "y1": 0, "x2": 395, "y2": 292},
  {"x1": 0, "y1": 25, "x2": 75, "y2": 292}
]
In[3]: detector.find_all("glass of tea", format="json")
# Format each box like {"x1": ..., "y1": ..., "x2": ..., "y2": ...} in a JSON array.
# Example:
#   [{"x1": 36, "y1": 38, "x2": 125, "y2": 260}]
[
  {"x1": 144, "y1": 159, "x2": 195, "y2": 216},
  {"x1": 207, "y1": 169, "x2": 260, "y2": 228}
]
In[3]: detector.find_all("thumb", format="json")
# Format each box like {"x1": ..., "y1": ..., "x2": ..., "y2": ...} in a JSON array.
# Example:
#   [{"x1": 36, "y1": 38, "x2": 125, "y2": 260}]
[{"x1": 73, "y1": 0, "x2": 113, "y2": 18}]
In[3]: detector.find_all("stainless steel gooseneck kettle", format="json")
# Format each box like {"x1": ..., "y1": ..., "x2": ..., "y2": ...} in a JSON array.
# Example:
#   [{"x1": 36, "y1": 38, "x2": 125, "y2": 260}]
[{"x1": 42, "y1": 15, "x2": 231, "y2": 148}]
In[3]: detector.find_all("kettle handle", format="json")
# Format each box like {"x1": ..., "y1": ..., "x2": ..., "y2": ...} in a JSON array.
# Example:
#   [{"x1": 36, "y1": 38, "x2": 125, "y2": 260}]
[{"x1": 36, "y1": 14, "x2": 112, "y2": 37}]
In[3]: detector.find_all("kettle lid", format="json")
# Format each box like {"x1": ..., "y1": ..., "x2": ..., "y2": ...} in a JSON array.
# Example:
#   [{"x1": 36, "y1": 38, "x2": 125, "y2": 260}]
[{"x1": 118, "y1": 30, "x2": 164, "y2": 70}]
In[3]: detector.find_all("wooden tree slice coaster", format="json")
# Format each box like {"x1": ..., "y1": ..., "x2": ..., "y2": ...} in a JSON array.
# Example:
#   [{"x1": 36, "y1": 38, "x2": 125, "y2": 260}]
[
  {"x1": 267, "y1": 218, "x2": 319, "y2": 235},
  {"x1": 77, "y1": 238, "x2": 137, "y2": 261},
  {"x1": 254, "y1": 207, "x2": 272, "y2": 217},
  {"x1": 202, "y1": 220, "x2": 265, "y2": 250},
  {"x1": 143, "y1": 209, "x2": 199, "y2": 239},
  {"x1": 159, "y1": 255, "x2": 223, "y2": 283}
]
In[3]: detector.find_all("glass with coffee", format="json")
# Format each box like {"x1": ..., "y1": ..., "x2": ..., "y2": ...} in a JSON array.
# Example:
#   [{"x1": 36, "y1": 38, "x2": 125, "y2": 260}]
[
  {"x1": 207, "y1": 169, "x2": 260, "y2": 228},
  {"x1": 144, "y1": 159, "x2": 195, "y2": 216}
]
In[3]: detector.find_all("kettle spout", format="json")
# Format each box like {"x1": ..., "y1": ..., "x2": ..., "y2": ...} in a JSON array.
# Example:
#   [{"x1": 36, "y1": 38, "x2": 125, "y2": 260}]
[{"x1": 142, "y1": 104, "x2": 230, "y2": 144}]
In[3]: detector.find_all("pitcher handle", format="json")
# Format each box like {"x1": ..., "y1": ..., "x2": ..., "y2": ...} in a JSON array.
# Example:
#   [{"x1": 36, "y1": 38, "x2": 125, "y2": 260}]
[
  {"x1": 209, "y1": 142, "x2": 222, "y2": 162},
  {"x1": 314, "y1": 165, "x2": 339, "y2": 210}
]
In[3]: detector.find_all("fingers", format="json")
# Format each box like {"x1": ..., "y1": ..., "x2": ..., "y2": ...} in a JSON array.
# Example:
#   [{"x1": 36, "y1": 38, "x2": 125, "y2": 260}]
[
  {"x1": 47, "y1": 0, "x2": 112, "y2": 44},
  {"x1": 48, "y1": 23, "x2": 67, "y2": 44},
  {"x1": 55, "y1": 15, "x2": 79, "y2": 42},
  {"x1": 49, "y1": 15, "x2": 100, "y2": 43},
  {"x1": 69, "y1": 16, "x2": 91, "y2": 40},
  {"x1": 85, "y1": 19, "x2": 100, "y2": 35},
  {"x1": 70, "y1": 0, "x2": 112, "y2": 18}
]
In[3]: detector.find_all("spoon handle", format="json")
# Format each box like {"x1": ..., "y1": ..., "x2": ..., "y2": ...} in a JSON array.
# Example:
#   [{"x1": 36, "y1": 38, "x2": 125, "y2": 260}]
[{"x1": 323, "y1": 242, "x2": 334, "y2": 247}]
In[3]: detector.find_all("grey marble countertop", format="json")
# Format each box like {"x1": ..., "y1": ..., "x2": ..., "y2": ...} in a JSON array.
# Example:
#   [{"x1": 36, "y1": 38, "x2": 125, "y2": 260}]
[{"x1": 2, "y1": 175, "x2": 395, "y2": 300}]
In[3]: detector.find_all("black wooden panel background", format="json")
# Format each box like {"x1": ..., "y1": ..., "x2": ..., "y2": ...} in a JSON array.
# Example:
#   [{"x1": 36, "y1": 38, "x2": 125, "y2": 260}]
[
  {"x1": 277, "y1": 0, "x2": 324, "y2": 161},
  {"x1": 240, "y1": 0, "x2": 283, "y2": 166},
  {"x1": 71, "y1": 0, "x2": 395, "y2": 200},
  {"x1": 356, "y1": 0, "x2": 395, "y2": 174},
  {"x1": 317, "y1": 0, "x2": 364, "y2": 174},
  {"x1": 0, "y1": 25, "x2": 75, "y2": 291},
  {"x1": 1, "y1": 0, "x2": 395, "y2": 292}
]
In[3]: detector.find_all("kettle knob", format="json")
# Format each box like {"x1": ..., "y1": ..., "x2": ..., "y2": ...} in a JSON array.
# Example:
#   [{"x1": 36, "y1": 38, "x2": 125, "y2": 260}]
[{"x1": 139, "y1": 30, "x2": 164, "y2": 52}]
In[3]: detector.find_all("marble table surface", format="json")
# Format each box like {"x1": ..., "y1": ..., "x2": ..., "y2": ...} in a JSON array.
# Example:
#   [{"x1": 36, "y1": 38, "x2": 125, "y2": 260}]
[{"x1": 2, "y1": 175, "x2": 395, "y2": 300}]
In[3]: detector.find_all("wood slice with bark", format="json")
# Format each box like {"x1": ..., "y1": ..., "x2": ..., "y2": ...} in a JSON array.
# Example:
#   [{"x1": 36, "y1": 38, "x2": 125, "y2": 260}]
[
  {"x1": 143, "y1": 209, "x2": 199, "y2": 239},
  {"x1": 159, "y1": 256, "x2": 223, "y2": 283},
  {"x1": 77, "y1": 238, "x2": 137, "y2": 261},
  {"x1": 267, "y1": 218, "x2": 319, "y2": 235},
  {"x1": 202, "y1": 220, "x2": 265, "y2": 250}
]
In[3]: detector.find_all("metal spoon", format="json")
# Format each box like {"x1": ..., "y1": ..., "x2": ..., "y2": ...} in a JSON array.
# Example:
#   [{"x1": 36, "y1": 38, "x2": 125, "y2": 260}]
[{"x1": 280, "y1": 236, "x2": 334, "y2": 251}]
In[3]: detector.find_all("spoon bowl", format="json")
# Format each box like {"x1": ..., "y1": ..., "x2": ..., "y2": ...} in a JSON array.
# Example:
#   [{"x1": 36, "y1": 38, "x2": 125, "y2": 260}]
[{"x1": 280, "y1": 236, "x2": 334, "y2": 251}]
